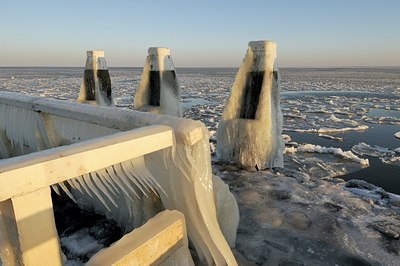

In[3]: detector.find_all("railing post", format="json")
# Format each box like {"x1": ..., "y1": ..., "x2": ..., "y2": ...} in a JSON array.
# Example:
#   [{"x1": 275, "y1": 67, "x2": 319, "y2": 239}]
[{"x1": 0, "y1": 187, "x2": 62, "y2": 266}]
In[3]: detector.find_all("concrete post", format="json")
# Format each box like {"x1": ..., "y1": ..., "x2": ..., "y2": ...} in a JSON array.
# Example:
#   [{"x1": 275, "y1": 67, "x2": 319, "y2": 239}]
[
  {"x1": 0, "y1": 187, "x2": 62, "y2": 265},
  {"x1": 216, "y1": 41, "x2": 284, "y2": 169},
  {"x1": 134, "y1": 47, "x2": 182, "y2": 117},
  {"x1": 78, "y1": 51, "x2": 113, "y2": 106}
]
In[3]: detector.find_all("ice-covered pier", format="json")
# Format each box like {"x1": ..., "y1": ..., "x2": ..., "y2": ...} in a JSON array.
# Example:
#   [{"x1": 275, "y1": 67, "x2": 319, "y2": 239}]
[{"x1": 0, "y1": 91, "x2": 238, "y2": 265}]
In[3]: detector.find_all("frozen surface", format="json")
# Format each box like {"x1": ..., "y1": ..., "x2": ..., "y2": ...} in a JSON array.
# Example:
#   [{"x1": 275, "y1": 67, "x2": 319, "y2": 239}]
[
  {"x1": 1, "y1": 67, "x2": 400, "y2": 265},
  {"x1": 214, "y1": 163, "x2": 400, "y2": 266}
]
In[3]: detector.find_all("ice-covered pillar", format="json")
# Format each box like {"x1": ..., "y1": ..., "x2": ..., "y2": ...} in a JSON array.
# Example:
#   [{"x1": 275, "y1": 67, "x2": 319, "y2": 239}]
[
  {"x1": 216, "y1": 41, "x2": 284, "y2": 169},
  {"x1": 77, "y1": 51, "x2": 113, "y2": 106},
  {"x1": 134, "y1": 47, "x2": 182, "y2": 117}
]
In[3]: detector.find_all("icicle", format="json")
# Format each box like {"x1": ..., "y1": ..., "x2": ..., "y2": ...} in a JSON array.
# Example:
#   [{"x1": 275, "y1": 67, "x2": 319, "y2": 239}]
[
  {"x1": 76, "y1": 175, "x2": 94, "y2": 198},
  {"x1": 120, "y1": 161, "x2": 148, "y2": 196},
  {"x1": 128, "y1": 158, "x2": 162, "y2": 196},
  {"x1": 68, "y1": 178, "x2": 85, "y2": 195},
  {"x1": 91, "y1": 172, "x2": 118, "y2": 207},
  {"x1": 51, "y1": 184, "x2": 61, "y2": 196},
  {"x1": 105, "y1": 166, "x2": 136, "y2": 200},
  {"x1": 112, "y1": 164, "x2": 143, "y2": 198},
  {"x1": 96, "y1": 169, "x2": 119, "y2": 196},
  {"x1": 126, "y1": 160, "x2": 156, "y2": 195},
  {"x1": 85, "y1": 173, "x2": 111, "y2": 212},
  {"x1": 58, "y1": 182, "x2": 77, "y2": 203}
]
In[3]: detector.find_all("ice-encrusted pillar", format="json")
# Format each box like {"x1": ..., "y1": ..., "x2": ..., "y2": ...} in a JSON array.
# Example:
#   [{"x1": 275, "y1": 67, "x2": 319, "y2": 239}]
[
  {"x1": 77, "y1": 51, "x2": 113, "y2": 106},
  {"x1": 216, "y1": 41, "x2": 284, "y2": 169},
  {"x1": 134, "y1": 47, "x2": 182, "y2": 117}
]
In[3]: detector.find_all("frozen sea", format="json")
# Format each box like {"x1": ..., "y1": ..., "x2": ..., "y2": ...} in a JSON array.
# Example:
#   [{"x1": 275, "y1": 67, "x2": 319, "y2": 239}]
[
  {"x1": 1, "y1": 67, "x2": 399, "y2": 192},
  {"x1": 1, "y1": 67, "x2": 400, "y2": 265}
]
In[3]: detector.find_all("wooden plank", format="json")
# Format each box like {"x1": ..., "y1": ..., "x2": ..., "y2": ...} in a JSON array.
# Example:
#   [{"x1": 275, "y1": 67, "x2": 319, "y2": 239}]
[
  {"x1": 0, "y1": 125, "x2": 173, "y2": 201},
  {"x1": 0, "y1": 187, "x2": 62, "y2": 266},
  {"x1": 87, "y1": 210, "x2": 186, "y2": 266}
]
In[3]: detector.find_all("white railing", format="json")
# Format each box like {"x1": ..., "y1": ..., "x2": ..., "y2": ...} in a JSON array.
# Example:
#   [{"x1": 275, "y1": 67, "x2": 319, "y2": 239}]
[
  {"x1": 0, "y1": 92, "x2": 238, "y2": 265},
  {"x1": 0, "y1": 126, "x2": 178, "y2": 265}
]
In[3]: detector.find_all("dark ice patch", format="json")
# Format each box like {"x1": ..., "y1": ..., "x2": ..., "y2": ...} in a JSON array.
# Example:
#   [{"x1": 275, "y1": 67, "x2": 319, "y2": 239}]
[
  {"x1": 240, "y1": 71, "x2": 264, "y2": 119},
  {"x1": 97, "y1": 69, "x2": 112, "y2": 104},
  {"x1": 149, "y1": 70, "x2": 179, "y2": 106},
  {"x1": 149, "y1": 71, "x2": 161, "y2": 106},
  {"x1": 83, "y1": 69, "x2": 95, "y2": 100}
]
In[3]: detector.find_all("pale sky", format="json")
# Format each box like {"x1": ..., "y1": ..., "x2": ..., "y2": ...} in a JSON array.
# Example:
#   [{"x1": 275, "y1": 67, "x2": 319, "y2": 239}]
[{"x1": 1, "y1": 0, "x2": 399, "y2": 67}]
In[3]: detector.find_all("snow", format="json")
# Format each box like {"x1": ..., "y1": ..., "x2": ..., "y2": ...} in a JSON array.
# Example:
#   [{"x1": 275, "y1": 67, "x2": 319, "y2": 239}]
[{"x1": 395, "y1": 132, "x2": 400, "y2": 139}]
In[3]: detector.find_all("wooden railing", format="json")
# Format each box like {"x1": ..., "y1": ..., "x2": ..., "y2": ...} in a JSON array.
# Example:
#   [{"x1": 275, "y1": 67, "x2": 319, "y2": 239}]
[
  {"x1": 0, "y1": 126, "x2": 178, "y2": 265},
  {"x1": 0, "y1": 91, "x2": 238, "y2": 266},
  {"x1": 87, "y1": 210, "x2": 190, "y2": 266}
]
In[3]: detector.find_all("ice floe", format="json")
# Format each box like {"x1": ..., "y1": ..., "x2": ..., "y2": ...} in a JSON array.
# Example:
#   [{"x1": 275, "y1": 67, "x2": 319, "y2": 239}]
[
  {"x1": 289, "y1": 143, "x2": 369, "y2": 166},
  {"x1": 352, "y1": 142, "x2": 400, "y2": 165}
]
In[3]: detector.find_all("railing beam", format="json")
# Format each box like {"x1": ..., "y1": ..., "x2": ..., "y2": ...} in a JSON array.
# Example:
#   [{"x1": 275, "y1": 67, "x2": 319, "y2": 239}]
[
  {"x1": 87, "y1": 210, "x2": 192, "y2": 266},
  {"x1": 0, "y1": 125, "x2": 173, "y2": 201}
]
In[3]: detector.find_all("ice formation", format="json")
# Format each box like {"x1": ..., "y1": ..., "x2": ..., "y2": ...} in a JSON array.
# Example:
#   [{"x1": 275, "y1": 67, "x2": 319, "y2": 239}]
[
  {"x1": 77, "y1": 51, "x2": 113, "y2": 106},
  {"x1": 134, "y1": 47, "x2": 182, "y2": 117},
  {"x1": 352, "y1": 142, "x2": 400, "y2": 165},
  {"x1": 0, "y1": 92, "x2": 238, "y2": 265},
  {"x1": 395, "y1": 131, "x2": 400, "y2": 139},
  {"x1": 217, "y1": 41, "x2": 284, "y2": 168},
  {"x1": 294, "y1": 143, "x2": 369, "y2": 166}
]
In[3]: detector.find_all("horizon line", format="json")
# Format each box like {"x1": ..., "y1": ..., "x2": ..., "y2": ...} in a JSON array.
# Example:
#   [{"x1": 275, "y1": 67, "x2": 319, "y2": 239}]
[{"x1": 1, "y1": 65, "x2": 400, "y2": 69}]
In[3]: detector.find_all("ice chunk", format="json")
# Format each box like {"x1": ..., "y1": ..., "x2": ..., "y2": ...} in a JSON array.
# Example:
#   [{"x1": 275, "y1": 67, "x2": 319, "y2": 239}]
[
  {"x1": 217, "y1": 41, "x2": 284, "y2": 169},
  {"x1": 296, "y1": 143, "x2": 369, "y2": 166},
  {"x1": 77, "y1": 51, "x2": 113, "y2": 106},
  {"x1": 352, "y1": 142, "x2": 400, "y2": 165},
  {"x1": 352, "y1": 142, "x2": 395, "y2": 157},
  {"x1": 318, "y1": 134, "x2": 344, "y2": 142},
  {"x1": 395, "y1": 132, "x2": 400, "y2": 139},
  {"x1": 134, "y1": 47, "x2": 182, "y2": 117}
]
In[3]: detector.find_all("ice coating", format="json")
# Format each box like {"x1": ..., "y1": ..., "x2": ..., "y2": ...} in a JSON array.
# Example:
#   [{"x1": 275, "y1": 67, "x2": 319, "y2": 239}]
[
  {"x1": 77, "y1": 51, "x2": 113, "y2": 106},
  {"x1": 134, "y1": 47, "x2": 182, "y2": 117},
  {"x1": 0, "y1": 92, "x2": 238, "y2": 265},
  {"x1": 217, "y1": 41, "x2": 284, "y2": 168}
]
